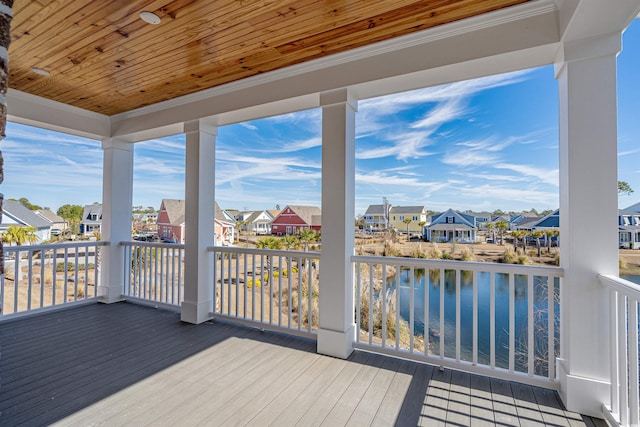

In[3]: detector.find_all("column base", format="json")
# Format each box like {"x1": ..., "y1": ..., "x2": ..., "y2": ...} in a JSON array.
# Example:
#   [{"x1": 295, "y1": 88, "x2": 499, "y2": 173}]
[
  {"x1": 98, "y1": 284, "x2": 124, "y2": 304},
  {"x1": 557, "y1": 358, "x2": 610, "y2": 418},
  {"x1": 181, "y1": 300, "x2": 212, "y2": 324},
  {"x1": 317, "y1": 323, "x2": 355, "y2": 359}
]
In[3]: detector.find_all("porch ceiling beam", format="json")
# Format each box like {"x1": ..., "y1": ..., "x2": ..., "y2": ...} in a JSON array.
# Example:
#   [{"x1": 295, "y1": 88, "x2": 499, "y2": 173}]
[{"x1": 558, "y1": 0, "x2": 640, "y2": 44}]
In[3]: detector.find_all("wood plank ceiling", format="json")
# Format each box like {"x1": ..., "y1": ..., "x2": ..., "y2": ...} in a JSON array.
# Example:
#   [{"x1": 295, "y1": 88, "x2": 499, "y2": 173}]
[{"x1": 9, "y1": 0, "x2": 530, "y2": 116}]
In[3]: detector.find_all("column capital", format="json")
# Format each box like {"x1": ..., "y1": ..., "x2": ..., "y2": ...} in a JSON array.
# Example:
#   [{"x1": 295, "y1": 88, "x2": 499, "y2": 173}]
[
  {"x1": 184, "y1": 118, "x2": 218, "y2": 136},
  {"x1": 554, "y1": 32, "x2": 621, "y2": 77},
  {"x1": 320, "y1": 88, "x2": 357, "y2": 111},
  {"x1": 101, "y1": 138, "x2": 133, "y2": 151}
]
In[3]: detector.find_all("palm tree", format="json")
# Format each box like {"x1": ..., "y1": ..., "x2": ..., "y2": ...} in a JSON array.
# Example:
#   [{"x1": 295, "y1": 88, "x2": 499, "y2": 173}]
[
  {"x1": 1, "y1": 225, "x2": 37, "y2": 246},
  {"x1": 297, "y1": 228, "x2": 316, "y2": 251},
  {"x1": 255, "y1": 236, "x2": 283, "y2": 272},
  {"x1": 281, "y1": 234, "x2": 300, "y2": 251},
  {"x1": 495, "y1": 221, "x2": 509, "y2": 245},
  {"x1": 403, "y1": 218, "x2": 412, "y2": 240},
  {"x1": 485, "y1": 221, "x2": 495, "y2": 243},
  {"x1": 531, "y1": 230, "x2": 544, "y2": 257}
]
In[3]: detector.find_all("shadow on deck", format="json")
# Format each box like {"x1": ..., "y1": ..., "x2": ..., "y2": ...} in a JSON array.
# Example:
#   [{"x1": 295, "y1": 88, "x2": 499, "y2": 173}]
[{"x1": 0, "y1": 302, "x2": 605, "y2": 426}]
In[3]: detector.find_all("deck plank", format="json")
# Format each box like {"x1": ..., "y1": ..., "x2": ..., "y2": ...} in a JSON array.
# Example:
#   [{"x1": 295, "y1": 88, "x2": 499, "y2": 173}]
[{"x1": 0, "y1": 302, "x2": 609, "y2": 427}]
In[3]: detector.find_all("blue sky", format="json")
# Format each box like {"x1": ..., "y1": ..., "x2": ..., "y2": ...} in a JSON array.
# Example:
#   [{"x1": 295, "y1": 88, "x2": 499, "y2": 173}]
[{"x1": 3, "y1": 20, "x2": 640, "y2": 215}]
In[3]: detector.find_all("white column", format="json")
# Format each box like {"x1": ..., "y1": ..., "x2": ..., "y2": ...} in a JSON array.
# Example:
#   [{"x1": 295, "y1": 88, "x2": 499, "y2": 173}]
[
  {"x1": 318, "y1": 89, "x2": 357, "y2": 359},
  {"x1": 99, "y1": 138, "x2": 133, "y2": 303},
  {"x1": 181, "y1": 119, "x2": 216, "y2": 324},
  {"x1": 555, "y1": 33, "x2": 621, "y2": 417}
]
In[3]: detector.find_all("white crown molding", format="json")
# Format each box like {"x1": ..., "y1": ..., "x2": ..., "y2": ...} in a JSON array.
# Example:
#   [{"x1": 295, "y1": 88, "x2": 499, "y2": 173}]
[{"x1": 111, "y1": 0, "x2": 558, "y2": 122}]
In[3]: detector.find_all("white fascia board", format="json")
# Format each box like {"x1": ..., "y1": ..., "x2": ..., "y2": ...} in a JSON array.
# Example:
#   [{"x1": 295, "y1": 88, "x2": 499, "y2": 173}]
[
  {"x1": 111, "y1": 0, "x2": 559, "y2": 137},
  {"x1": 6, "y1": 88, "x2": 110, "y2": 140}
]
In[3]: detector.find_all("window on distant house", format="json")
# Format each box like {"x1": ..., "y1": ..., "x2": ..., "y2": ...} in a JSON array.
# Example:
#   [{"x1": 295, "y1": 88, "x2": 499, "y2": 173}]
[
  {"x1": 400, "y1": 216, "x2": 404, "y2": 221},
  {"x1": 413, "y1": 216, "x2": 418, "y2": 221},
  {"x1": 446, "y1": 217, "x2": 455, "y2": 224}
]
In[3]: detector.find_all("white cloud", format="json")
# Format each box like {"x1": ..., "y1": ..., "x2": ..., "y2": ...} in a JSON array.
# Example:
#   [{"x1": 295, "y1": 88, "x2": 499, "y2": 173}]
[
  {"x1": 441, "y1": 151, "x2": 498, "y2": 167},
  {"x1": 493, "y1": 163, "x2": 558, "y2": 186}
]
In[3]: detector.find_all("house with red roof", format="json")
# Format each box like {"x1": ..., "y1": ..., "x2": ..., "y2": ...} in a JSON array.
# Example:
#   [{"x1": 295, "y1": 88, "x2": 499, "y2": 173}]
[{"x1": 270, "y1": 205, "x2": 321, "y2": 235}]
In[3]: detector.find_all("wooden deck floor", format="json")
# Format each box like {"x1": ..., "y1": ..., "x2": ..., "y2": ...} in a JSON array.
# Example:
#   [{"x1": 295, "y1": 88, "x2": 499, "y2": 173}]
[{"x1": 0, "y1": 302, "x2": 606, "y2": 426}]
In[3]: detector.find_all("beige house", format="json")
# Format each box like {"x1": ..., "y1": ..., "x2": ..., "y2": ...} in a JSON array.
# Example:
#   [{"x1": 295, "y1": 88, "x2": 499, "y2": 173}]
[{"x1": 389, "y1": 206, "x2": 428, "y2": 234}]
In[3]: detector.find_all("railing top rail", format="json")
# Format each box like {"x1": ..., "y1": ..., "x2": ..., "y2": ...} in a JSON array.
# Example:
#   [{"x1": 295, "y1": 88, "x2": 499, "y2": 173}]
[
  {"x1": 208, "y1": 246, "x2": 320, "y2": 259},
  {"x1": 598, "y1": 273, "x2": 640, "y2": 298},
  {"x1": 3, "y1": 241, "x2": 108, "y2": 252},
  {"x1": 121, "y1": 241, "x2": 185, "y2": 249},
  {"x1": 351, "y1": 254, "x2": 564, "y2": 277}
]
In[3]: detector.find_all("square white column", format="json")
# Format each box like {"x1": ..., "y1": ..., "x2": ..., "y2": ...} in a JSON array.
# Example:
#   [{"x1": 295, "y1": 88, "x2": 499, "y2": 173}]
[
  {"x1": 555, "y1": 33, "x2": 621, "y2": 417},
  {"x1": 181, "y1": 119, "x2": 217, "y2": 324},
  {"x1": 318, "y1": 89, "x2": 357, "y2": 358},
  {"x1": 100, "y1": 138, "x2": 133, "y2": 303}
]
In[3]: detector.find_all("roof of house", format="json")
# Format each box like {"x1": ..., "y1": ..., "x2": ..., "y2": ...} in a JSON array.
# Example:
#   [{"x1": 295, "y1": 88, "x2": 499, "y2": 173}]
[
  {"x1": 267, "y1": 210, "x2": 281, "y2": 218},
  {"x1": 81, "y1": 204, "x2": 103, "y2": 223},
  {"x1": 2, "y1": 200, "x2": 51, "y2": 229},
  {"x1": 364, "y1": 205, "x2": 388, "y2": 215},
  {"x1": 34, "y1": 209, "x2": 66, "y2": 224},
  {"x1": 390, "y1": 206, "x2": 425, "y2": 214},
  {"x1": 160, "y1": 199, "x2": 234, "y2": 225},
  {"x1": 160, "y1": 199, "x2": 186, "y2": 225},
  {"x1": 531, "y1": 209, "x2": 559, "y2": 229},
  {"x1": 624, "y1": 202, "x2": 640, "y2": 213},
  {"x1": 245, "y1": 210, "x2": 274, "y2": 223},
  {"x1": 429, "y1": 208, "x2": 476, "y2": 229},
  {"x1": 279, "y1": 205, "x2": 322, "y2": 225}
]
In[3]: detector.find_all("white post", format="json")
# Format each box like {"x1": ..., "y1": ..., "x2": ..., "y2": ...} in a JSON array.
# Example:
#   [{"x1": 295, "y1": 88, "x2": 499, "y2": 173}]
[
  {"x1": 100, "y1": 138, "x2": 133, "y2": 303},
  {"x1": 555, "y1": 33, "x2": 621, "y2": 417},
  {"x1": 181, "y1": 119, "x2": 216, "y2": 324},
  {"x1": 318, "y1": 89, "x2": 357, "y2": 359}
]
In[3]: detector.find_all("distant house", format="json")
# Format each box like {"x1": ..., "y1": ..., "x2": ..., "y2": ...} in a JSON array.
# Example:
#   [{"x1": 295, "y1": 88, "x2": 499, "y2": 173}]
[
  {"x1": 271, "y1": 205, "x2": 321, "y2": 235},
  {"x1": 79, "y1": 204, "x2": 103, "y2": 236},
  {"x1": 619, "y1": 209, "x2": 640, "y2": 249},
  {"x1": 389, "y1": 206, "x2": 427, "y2": 233},
  {"x1": 363, "y1": 204, "x2": 391, "y2": 231},
  {"x1": 0, "y1": 200, "x2": 52, "y2": 244},
  {"x1": 34, "y1": 209, "x2": 68, "y2": 236},
  {"x1": 426, "y1": 209, "x2": 478, "y2": 243},
  {"x1": 156, "y1": 199, "x2": 235, "y2": 245},
  {"x1": 236, "y1": 210, "x2": 275, "y2": 235},
  {"x1": 469, "y1": 211, "x2": 492, "y2": 229}
]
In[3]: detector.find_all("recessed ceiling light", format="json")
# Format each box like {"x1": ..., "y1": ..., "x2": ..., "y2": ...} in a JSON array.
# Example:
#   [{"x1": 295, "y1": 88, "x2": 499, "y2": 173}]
[
  {"x1": 140, "y1": 11, "x2": 161, "y2": 25},
  {"x1": 31, "y1": 67, "x2": 50, "y2": 76}
]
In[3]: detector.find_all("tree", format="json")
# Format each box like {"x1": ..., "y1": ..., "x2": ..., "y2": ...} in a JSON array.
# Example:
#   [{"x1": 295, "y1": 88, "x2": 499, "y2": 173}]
[
  {"x1": 495, "y1": 220, "x2": 509, "y2": 245},
  {"x1": 531, "y1": 230, "x2": 544, "y2": 257},
  {"x1": 618, "y1": 180, "x2": 634, "y2": 196},
  {"x1": 255, "y1": 236, "x2": 283, "y2": 272},
  {"x1": 281, "y1": 234, "x2": 300, "y2": 251},
  {"x1": 297, "y1": 228, "x2": 317, "y2": 251},
  {"x1": 485, "y1": 221, "x2": 496, "y2": 243},
  {"x1": 544, "y1": 229, "x2": 558, "y2": 254},
  {"x1": 1, "y1": 226, "x2": 37, "y2": 246},
  {"x1": 403, "y1": 218, "x2": 412, "y2": 240},
  {"x1": 10, "y1": 197, "x2": 43, "y2": 210},
  {"x1": 57, "y1": 204, "x2": 84, "y2": 235}
]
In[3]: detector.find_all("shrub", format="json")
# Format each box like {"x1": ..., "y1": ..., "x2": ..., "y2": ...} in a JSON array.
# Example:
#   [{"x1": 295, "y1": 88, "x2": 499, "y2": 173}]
[
  {"x1": 459, "y1": 248, "x2": 475, "y2": 261},
  {"x1": 56, "y1": 262, "x2": 75, "y2": 272},
  {"x1": 500, "y1": 249, "x2": 517, "y2": 264},
  {"x1": 553, "y1": 253, "x2": 560, "y2": 266},
  {"x1": 427, "y1": 244, "x2": 442, "y2": 260},
  {"x1": 247, "y1": 277, "x2": 261, "y2": 288},
  {"x1": 383, "y1": 241, "x2": 401, "y2": 257},
  {"x1": 410, "y1": 246, "x2": 427, "y2": 259},
  {"x1": 441, "y1": 253, "x2": 452, "y2": 260},
  {"x1": 620, "y1": 257, "x2": 628, "y2": 270},
  {"x1": 516, "y1": 255, "x2": 530, "y2": 265}
]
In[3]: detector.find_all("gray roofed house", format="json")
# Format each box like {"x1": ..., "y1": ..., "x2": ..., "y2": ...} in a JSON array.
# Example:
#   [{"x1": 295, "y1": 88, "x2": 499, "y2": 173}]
[
  {"x1": 80, "y1": 204, "x2": 103, "y2": 236},
  {"x1": 625, "y1": 201, "x2": 640, "y2": 213},
  {"x1": 363, "y1": 204, "x2": 391, "y2": 231},
  {"x1": 1, "y1": 199, "x2": 53, "y2": 244},
  {"x1": 34, "y1": 209, "x2": 68, "y2": 235}
]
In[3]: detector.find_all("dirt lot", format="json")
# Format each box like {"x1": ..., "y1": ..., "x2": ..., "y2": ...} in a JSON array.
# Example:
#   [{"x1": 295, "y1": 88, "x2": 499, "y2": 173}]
[{"x1": 237, "y1": 232, "x2": 640, "y2": 275}]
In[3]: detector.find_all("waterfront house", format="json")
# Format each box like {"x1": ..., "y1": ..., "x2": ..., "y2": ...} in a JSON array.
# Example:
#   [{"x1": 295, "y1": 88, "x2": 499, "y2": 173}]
[
  {"x1": 426, "y1": 209, "x2": 478, "y2": 243},
  {"x1": 389, "y1": 206, "x2": 428, "y2": 234},
  {"x1": 235, "y1": 210, "x2": 274, "y2": 235},
  {"x1": 3, "y1": 1, "x2": 639, "y2": 425},
  {"x1": 363, "y1": 204, "x2": 391, "y2": 231},
  {"x1": 270, "y1": 205, "x2": 321, "y2": 235}
]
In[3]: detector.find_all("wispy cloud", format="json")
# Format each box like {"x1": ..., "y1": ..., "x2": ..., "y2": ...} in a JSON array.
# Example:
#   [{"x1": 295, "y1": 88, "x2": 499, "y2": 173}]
[{"x1": 493, "y1": 163, "x2": 558, "y2": 186}]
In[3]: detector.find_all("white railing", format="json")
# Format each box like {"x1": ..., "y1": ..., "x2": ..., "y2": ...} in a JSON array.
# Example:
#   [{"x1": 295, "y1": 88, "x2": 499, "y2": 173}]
[
  {"x1": 209, "y1": 246, "x2": 320, "y2": 338},
  {"x1": 599, "y1": 274, "x2": 640, "y2": 427},
  {"x1": 122, "y1": 242, "x2": 185, "y2": 308},
  {"x1": 352, "y1": 255, "x2": 563, "y2": 388},
  {"x1": 1, "y1": 241, "x2": 106, "y2": 318}
]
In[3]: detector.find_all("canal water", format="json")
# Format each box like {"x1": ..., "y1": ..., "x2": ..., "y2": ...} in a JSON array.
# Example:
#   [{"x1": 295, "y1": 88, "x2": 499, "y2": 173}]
[{"x1": 390, "y1": 268, "x2": 559, "y2": 376}]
